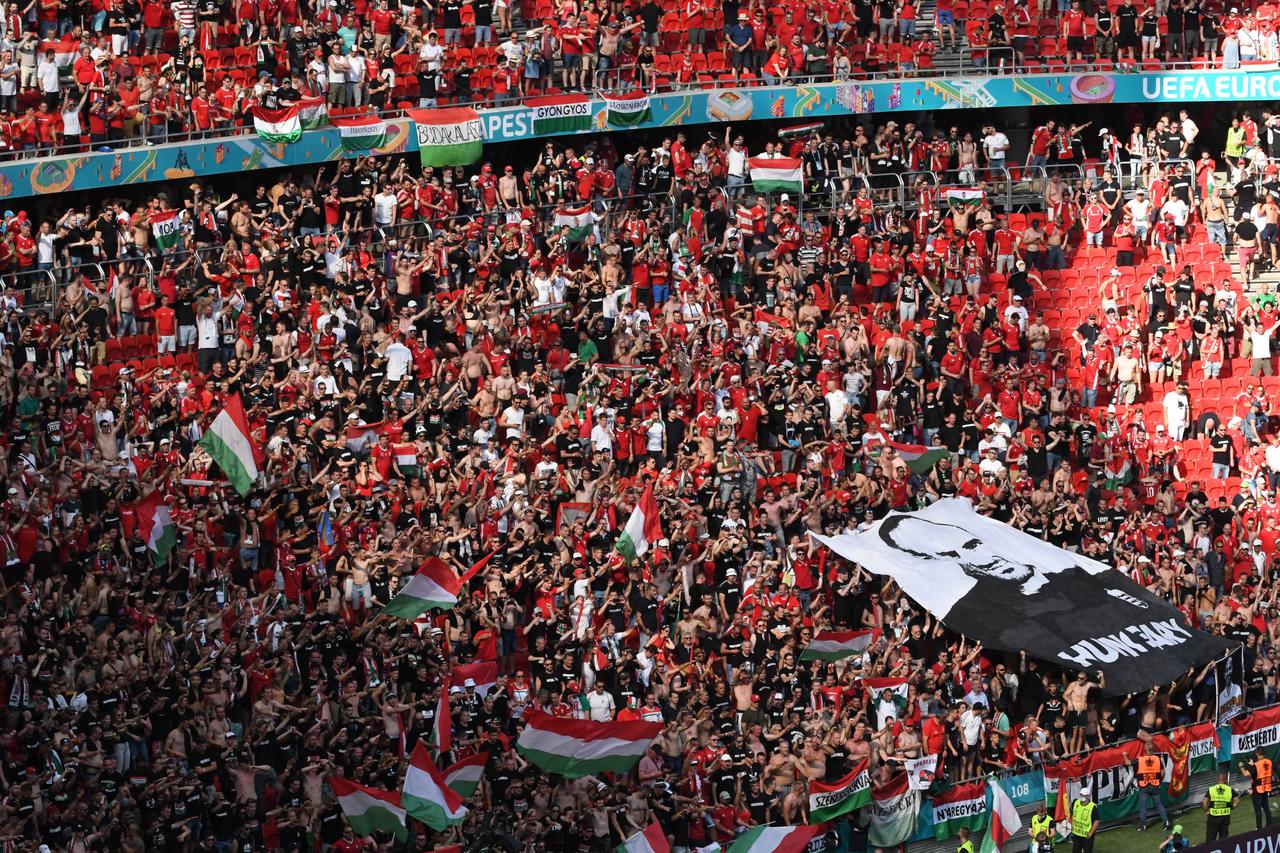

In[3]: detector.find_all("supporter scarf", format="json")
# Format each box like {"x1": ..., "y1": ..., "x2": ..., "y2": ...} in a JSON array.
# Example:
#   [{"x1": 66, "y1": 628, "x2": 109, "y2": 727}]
[{"x1": 7, "y1": 674, "x2": 27, "y2": 709}]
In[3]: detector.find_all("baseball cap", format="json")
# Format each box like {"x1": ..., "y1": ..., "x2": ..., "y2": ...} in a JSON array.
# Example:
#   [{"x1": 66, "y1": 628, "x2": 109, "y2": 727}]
[{"x1": 1080, "y1": 788, "x2": 1092, "y2": 799}]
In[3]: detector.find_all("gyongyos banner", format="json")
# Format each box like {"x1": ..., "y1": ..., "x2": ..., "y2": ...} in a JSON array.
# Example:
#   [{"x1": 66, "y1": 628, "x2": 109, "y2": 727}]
[{"x1": 812, "y1": 499, "x2": 1235, "y2": 694}]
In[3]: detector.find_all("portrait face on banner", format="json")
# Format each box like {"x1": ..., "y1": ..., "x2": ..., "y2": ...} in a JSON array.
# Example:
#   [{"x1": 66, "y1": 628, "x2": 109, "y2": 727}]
[{"x1": 813, "y1": 498, "x2": 1236, "y2": 695}]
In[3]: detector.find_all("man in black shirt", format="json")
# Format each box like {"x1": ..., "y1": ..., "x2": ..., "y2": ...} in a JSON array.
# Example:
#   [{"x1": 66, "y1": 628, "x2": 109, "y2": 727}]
[{"x1": 1116, "y1": 0, "x2": 1139, "y2": 60}]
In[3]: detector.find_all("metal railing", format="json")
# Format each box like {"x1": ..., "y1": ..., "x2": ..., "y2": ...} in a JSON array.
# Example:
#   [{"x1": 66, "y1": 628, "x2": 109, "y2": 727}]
[{"x1": 0, "y1": 51, "x2": 1245, "y2": 167}]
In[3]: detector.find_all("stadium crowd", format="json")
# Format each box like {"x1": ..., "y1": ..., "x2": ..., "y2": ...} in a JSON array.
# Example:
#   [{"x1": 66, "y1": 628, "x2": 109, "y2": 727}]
[
  {"x1": 0, "y1": 108, "x2": 1279, "y2": 853},
  {"x1": 0, "y1": 0, "x2": 1267, "y2": 155}
]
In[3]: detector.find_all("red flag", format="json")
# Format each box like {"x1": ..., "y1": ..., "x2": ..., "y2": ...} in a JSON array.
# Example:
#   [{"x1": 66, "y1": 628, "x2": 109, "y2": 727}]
[{"x1": 458, "y1": 549, "x2": 499, "y2": 585}]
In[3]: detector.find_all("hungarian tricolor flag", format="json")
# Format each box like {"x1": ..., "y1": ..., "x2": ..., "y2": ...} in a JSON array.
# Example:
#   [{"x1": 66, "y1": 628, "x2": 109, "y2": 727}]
[
  {"x1": 604, "y1": 90, "x2": 651, "y2": 127},
  {"x1": 884, "y1": 438, "x2": 949, "y2": 474},
  {"x1": 727, "y1": 826, "x2": 821, "y2": 853},
  {"x1": 130, "y1": 491, "x2": 176, "y2": 566},
  {"x1": 529, "y1": 93, "x2": 591, "y2": 134},
  {"x1": 199, "y1": 393, "x2": 262, "y2": 496},
  {"x1": 330, "y1": 776, "x2": 408, "y2": 840},
  {"x1": 617, "y1": 822, "x2": 670, "y2": 853},
  {"x1": 860, "y1": 676, "x2": 909, "y2": 701},
  {"x1": 980, "y1": 777, "x2": 1021, "y2": 853},
  {"x1": 868, "y1": 773, "x2": 919, "y2": 849},
  {"x1": 431, "y1": 687, "x2": 451, "y2": 755},
  {"x1": 331, "y1": 114, "x2": 387, "y2": 150},
  {"x1": 39, "y1": 36, "x2": 77, "y2": 71},
  {"x1": 1232, "y1": 705, "x2": 1280, "y2": 762},
  {"x1": 252, "y1": 102, "x2": 305, "y2": 143},
  {"x1": 945, "y1": 188, "x2": 985, "y2": 213},
  {"x1": 384, "y1": 557, "x2": 461, "y2": 619},
  {"x1": 800, "y1": 629, "x2": 879, "y2": 662},
  {"x1": 392, "y1": 443, "x2": 420, "y2": 476},
  {"x1": 409, "y1": 107, "x2": 483, "y2": 167},
  {"x1": 807, "y1": 760, "x2": 871, "y2": 823},
  {"x1": 402, "y1": 742, "x2": 468, "y2": 831},
  {"x1": 151, "y1": 209, "x2": 183, "y2": 252},
  {"x1": 748, "y1": 156, "x2": 803, "y2": 194},
  {"x1": 516, "y1": 709, "x2": 663, "y2": 778},
  {"x1": 553, "y1": 204, "x2": 597, "y2": 242},
  {"x1": 442, "y1": 752, "x2": 487, "y2": 799},
  {"x1": 615, "y1": 484, "x2": 662, "y2": 564},
  {"x1": 931, "y1": 781, "x2": 987, "y2": 840}
]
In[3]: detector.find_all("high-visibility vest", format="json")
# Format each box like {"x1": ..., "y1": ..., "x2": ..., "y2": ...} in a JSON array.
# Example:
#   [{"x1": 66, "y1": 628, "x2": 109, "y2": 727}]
[
  {"x1": 1208, "y1": 784, "x2": 1235, "y2": 817},
  {"x1": 1030, "y1": 813, "x2": 1054, "y2": 839},
  {"x1": 957, "y1": 841, "x2": 975, "y2": 853},
  {"x1": 1138, "y1": 754, "x2": 1162, "y2": 788},
  {"x1": 1071, "y1": 800, "x2": 1096, "y2": 837},
  {"x1": 1257, "y1": 759, "x2": 1273, "y2": 794}
]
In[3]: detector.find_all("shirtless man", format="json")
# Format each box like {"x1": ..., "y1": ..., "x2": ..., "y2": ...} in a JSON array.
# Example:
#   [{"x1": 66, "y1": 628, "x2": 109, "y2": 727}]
[
  {"x1": 459, "y1": 346, "x2": 492, "y2": 392},
  {"x1": 498, "y1": 165, "x2": 522, "y2": 212},
  {"x1": 764, "y1": 739, "x2": 801, "y2": 796},
  {"x1": 393, "y1": 251, "x2": 428, "y2": 306},
  {"x1": 1063, "y1": 669, "x2": 1104, "y2": 753},
  {"x1": 491, "y1": 362, "x2": 517, "y2": 408}
]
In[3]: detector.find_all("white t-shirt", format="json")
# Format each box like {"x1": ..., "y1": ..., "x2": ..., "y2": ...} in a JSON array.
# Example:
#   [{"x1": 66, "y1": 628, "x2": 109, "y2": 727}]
[
  {"x1": 983, "y1": 132, "x2": 1010, "y2": 160},
  {"x1": 500, "y1": 404, "x2": 525, "y2": 439},
  {"x1": 36, "y1": 59, "x2": 58, "y2": 93},
  {"x1": 1253, "y1": 328, "x2": 1274, "y2": 359},
  {"x1": 418, "y1": 41, "x2": 444, "y2": 69},
  {"x1": 586, "y1": 689, "x2": 615, "y2": 721},
  {"x1": 373, "y1": 191, "x2": 397, "y2": 226},
  {"x1": 384, "y1": 340, "x2": 413, "y2": 380}
]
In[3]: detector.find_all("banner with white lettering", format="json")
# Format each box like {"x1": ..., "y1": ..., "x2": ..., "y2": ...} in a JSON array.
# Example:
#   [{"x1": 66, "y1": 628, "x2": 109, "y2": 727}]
[
  {"x1": 812, "y1": 499, "x2": 1236, "y2": 694},
  {"x1": 1231, "y1": 705, "x2": 1280, "y2": 763}
]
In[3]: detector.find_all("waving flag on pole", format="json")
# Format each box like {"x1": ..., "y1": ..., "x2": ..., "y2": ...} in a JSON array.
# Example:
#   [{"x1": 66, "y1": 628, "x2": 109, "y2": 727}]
[
  {"x1": 402, "y1": 742, "x2": 468, "y2": 831},
  {"x1": 800, "y1": 629, "x2": 879, "y2": 662},
  {"x1": 617, "y1": 822, "x2": 670, "y2": 853},
  {"x1": 442, "y1": 752, "x2": 487, "y2": 799},
  {"x1": 384, "y1": 557, "x2": 462, "y2": 619},
  {"x1": 130, "y1": 491, "x2": 176, "y2": 566},
  {"x1": 330, "y1": 776, "x2": 409, "y2": 840},
  {"x1": 515, "y1": 710, "x2": 663, "y2": 778},
  {"x1": 431, "y1": 687, "x2": 451, "y2": 755},
  {"x1": 199, "y1": 393, "x2": 262, "y2": 496},
  {"x1": 980, "y1": 776, "x2": 1022, "y2": 853},
  {"x1": 615, "y1": 484, "x2": 662, "y2": 564}
]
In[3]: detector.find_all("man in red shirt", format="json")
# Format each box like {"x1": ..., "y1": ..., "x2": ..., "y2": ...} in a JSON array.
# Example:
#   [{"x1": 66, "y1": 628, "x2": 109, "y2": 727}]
[
  {"x1": 155, "y1": 295, "x2": 178, "y2": 353},
  {"x1": 1083, "y1": 193, "x2": 1109, "y2": 247}
]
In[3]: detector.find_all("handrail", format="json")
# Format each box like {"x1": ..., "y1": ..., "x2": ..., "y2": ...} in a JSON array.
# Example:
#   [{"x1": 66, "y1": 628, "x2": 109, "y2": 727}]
[{"x1": 0, "y1": 57, "x2": 1249, "y2": 167}]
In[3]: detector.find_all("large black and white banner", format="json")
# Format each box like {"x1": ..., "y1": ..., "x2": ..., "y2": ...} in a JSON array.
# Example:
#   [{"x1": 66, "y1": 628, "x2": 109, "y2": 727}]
[{"x1": 812, "y1": 499, "x2": 1236, "y2": 694}]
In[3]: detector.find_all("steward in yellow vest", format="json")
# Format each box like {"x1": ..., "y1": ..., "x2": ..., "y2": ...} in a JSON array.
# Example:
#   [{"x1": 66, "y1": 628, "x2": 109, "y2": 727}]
[
  {"x1": 1203, "y1": 770, "x2": 1239, "y2": 843},
  {"x1": 1070, "y1": 788, "x2": 1098, "y2": 853}
]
